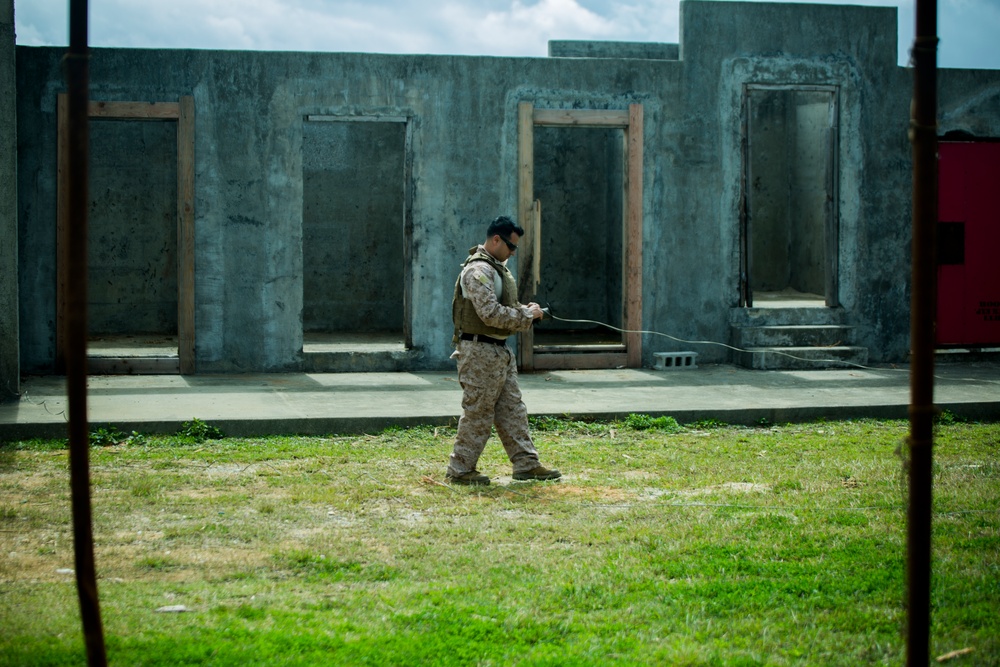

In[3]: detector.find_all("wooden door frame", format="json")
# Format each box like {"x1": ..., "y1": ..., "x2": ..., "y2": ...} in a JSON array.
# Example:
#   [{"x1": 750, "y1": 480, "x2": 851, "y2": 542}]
[
  {"x1": 57, "y1": 96, "x2": 195, "y2": 374},
  {"x1": 516, "y1": 102, "x2": 643, "y2": 371}
]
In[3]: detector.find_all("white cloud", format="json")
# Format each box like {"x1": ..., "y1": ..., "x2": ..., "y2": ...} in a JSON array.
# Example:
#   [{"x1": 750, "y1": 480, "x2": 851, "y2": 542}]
[
  {"x1": 435, "y1": 0, "x2": 614, "y2": 55},
  {"x1": 12, "y1": 0, "x2": 999, "y2": 68}
]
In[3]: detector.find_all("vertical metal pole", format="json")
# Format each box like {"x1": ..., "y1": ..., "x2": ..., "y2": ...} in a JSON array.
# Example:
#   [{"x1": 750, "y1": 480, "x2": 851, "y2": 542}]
[
  {"x1": 64, "y1": 1, "x2": 107, "y2": 664},
  {"x1": 907, "y1": 0, "x2": 938, "y2": 664}
]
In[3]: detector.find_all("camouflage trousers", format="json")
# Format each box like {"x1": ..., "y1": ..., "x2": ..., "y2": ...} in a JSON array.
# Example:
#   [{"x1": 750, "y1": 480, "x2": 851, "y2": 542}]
[{"x1": 447, "y1": 340, "x2": 540, "y2": 476}]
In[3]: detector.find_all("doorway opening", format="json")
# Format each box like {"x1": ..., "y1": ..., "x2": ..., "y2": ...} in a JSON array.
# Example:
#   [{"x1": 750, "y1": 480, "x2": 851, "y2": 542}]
[
  {"x1": 533, "y1": 125, "x2": 624, "y2": 347},
  {"x1": 301, "y1": 116, "x2": 411, "y2": 358},
  {"x1": 741, "y1": 85, "x2": 839, "y2": 308},
  {"x1": 56, "y1": 97, "x2": 195, "y2": 374},
  {"x1": 517, "y1": 104, "x2": 643, "y2": 371}
]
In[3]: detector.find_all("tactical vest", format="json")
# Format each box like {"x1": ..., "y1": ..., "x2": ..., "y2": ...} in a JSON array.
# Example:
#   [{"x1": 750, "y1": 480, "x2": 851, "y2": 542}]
[{"x1": 452, "y1": 247, "x2": 519, "y2": 342}]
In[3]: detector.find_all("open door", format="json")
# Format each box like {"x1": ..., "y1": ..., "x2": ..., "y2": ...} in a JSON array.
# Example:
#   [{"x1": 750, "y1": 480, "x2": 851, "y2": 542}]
[{"x1": 516, "y1": 103, "x2": 643, "y2": 371}]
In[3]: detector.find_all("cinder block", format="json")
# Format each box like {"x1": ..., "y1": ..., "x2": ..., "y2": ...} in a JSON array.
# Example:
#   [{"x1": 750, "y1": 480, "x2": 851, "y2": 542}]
[{"x1": 653, "y1": 351, "x2": 698, "y2": 370}]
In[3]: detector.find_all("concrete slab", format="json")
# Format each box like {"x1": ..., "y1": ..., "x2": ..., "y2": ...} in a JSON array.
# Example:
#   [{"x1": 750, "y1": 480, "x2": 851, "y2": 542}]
[{"x1": 2, "y1": 362, "x2": 998, "y2": 442}]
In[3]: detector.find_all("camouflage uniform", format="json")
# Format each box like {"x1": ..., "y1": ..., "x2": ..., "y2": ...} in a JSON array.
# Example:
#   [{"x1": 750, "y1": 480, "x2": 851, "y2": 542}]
[{"x1": 447, "y1": 246, "x2": 541, "y2": 477}]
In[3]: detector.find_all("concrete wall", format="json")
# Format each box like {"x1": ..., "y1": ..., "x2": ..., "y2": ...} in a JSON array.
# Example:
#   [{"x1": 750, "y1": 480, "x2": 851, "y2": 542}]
[
  {"x1": 549, "y1": 40, "x2": 679, "y2": 61},
  {"x1": 12, "y1": 1, "x2": 1000, "y2": 374},
  {"x1": 17, "y1": 45, "x2": 672, "y2": 373},
  {"x1": 678, "y1": 0, "x2": 911, "y2": 360},
  {"x1": 1, "y1": 0, "x2": 17, "y2": 399}
]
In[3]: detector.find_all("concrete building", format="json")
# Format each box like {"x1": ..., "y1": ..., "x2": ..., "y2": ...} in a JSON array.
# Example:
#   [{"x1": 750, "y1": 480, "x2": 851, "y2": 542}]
[{"x1": 3, "y1": 0, "x2": 999, "y2": 392}]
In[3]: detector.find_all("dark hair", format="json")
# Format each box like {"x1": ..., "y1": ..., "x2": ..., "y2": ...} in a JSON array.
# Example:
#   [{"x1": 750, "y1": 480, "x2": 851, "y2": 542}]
[{"x1": 486, "y1": 215, "x2": 524, "y2": 240}]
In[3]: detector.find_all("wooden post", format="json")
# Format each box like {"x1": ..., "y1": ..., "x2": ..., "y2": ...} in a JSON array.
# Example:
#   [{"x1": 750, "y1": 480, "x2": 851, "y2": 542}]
[
  {"x1": 178, "y1": 95, "x2": 196, "y2": 374},
  {"x1": 517, "y1": 102, "x2": 535, "y2": 371},
  {"x1": 907, "y1": 0, "x2": 938, "y2": 663},
  {"x1": 626, "y1": 104, "x2": 644, "y2": 368},
  {"x1": 65, "y1": 0, "x2": 108, "y2": 663}
]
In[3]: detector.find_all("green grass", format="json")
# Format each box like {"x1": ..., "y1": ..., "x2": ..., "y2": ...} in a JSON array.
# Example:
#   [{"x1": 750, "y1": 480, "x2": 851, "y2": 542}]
[{"x1": 1, "y1": 418, "x2": 998, "y2": 666}]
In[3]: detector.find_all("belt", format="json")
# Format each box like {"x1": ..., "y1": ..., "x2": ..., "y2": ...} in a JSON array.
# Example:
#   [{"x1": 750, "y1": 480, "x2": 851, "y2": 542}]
[{"x1": 460, "y1": 333, "x2": 507, "y2": 346}]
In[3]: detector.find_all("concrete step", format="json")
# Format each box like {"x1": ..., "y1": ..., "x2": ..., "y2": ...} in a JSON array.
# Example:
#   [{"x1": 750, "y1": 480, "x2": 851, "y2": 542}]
[
  {"x1": 302, "y1": 349, "x2": 419, "y2": 373},
  {"x1": 729, "y1": 307, "x2": 847, "y2": 327},
  {"x1": 735, "y1": 346, "x2": 869, "y2": 370},
  {"x1": 733, "y1": 324, "x2": 854, "y2": 348}
]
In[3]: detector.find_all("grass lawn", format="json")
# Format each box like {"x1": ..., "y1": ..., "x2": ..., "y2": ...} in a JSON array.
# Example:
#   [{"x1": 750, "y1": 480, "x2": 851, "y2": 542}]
[{"x1": 1, "y1": 416, "x2": 997, "y2": 666}]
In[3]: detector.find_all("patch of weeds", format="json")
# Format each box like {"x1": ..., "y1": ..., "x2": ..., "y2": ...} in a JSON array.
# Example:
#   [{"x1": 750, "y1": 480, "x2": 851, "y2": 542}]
[
  {"x1": 622, "y1": 413, "x2": 683, "y2": 433},
  {"x1": 178, "y1": 418, "x2": 224, "y2": 443},
  {"x1": 89, "y1": 425, "x2": 124, "y2": 446},
  {"x1": 530, "y1": 415, "x2": 568, "y2": 432},
  {"x1": 89, "y1": 426, "x2": 147, "y2": 447},
  {"x1": 688, "y1": 418, "x2": 729, "y2": 429},
  {"x1": 935, "y1": 409, "x2": 967, "y2": 425}
]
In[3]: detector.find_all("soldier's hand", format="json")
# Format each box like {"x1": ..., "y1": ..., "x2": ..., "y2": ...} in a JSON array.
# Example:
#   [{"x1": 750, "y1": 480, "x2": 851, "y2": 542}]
[{"x1": 526, "y1": 303, "x2": 544, "y2": 320}]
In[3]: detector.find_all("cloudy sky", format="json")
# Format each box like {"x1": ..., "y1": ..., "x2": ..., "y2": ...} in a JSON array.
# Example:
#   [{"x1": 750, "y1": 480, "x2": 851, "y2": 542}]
[{"x1": 13, "y1": 0, "x2": 1000, "y2": 69}]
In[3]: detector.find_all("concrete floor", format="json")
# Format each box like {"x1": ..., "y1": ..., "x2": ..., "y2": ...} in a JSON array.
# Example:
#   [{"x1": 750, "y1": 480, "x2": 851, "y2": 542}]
[{"x1": 2, "y1": 360, "x2": 998, "y2": 441}]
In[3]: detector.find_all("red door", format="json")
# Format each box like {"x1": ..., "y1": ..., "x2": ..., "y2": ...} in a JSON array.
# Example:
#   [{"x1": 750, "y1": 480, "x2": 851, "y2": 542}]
[{"x1": 937, "y1": 142, "x2": 1000, "y2": 346}]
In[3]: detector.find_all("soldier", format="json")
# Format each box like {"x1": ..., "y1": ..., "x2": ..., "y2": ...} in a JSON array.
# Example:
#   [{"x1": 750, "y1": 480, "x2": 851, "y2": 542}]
[{"x1": 446, "y1": 216, "x2": 563, "y2": 485}]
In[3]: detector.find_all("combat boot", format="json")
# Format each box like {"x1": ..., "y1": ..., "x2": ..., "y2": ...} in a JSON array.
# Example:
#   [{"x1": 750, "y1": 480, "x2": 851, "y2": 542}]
[
  {"x1": 513, "y1": 465, "x2": 562, "y2": 481},
  {"x1": 447, "y1": 470, "x2": 491, "y2": 485}
]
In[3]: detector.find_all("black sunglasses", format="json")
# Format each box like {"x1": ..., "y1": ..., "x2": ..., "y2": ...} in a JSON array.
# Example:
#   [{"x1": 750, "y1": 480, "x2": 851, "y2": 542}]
[{"x1": 498, "y1": 235, "x2": 518, "y2": 252}]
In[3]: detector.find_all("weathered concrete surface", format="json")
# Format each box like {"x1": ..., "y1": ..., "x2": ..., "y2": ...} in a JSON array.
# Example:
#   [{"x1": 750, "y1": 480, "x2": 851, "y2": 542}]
[
  {"x1": 0, "y1": 0, "x2": 18, "y2": 400},
  {"x1": 16, "y1": 46, "x2": 676, "y2": 373},
  {"x1": 549, "y1": 40, "x2": 679, "y2": 60},
  {"x1": 2, "y1": 361, "x2": 998, "y2": 441},
  {"x1": 11, "y1": 0, "x2": 1000, "y2": 379}
]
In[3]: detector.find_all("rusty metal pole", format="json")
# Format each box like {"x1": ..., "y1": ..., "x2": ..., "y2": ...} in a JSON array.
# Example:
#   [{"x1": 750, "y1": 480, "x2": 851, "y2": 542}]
[
  {"x1": 64, "y1": 0, "x2": 107, "y2": 664},
  {"x1": 907, "y1": 0, "x2": 938, "y2": 664}
]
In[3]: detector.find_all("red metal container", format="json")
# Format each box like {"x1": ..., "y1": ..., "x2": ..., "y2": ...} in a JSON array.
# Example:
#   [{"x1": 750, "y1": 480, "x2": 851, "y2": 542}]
[{"x1": 936, "y1": 141, "x2": 1000, "y2": 346}]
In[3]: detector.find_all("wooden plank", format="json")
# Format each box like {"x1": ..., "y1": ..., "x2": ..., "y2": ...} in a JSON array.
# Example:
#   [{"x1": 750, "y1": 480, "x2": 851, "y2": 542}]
[
  {"x1": 824, "y1": 93, "x2": 840, "y2": 307},
  {"x1": 403, "y1": 120, "x2": 414, "y2": 348},
  {"x1": 87, "y1": 357, "x2": 180, "y2": 375},
  {"x1": 533, "y1": 109, "x2": 629, "y2": 128},
  {"x1": 88, "y1": 101, "x2": 179, "y2": 119},
  {"x1": 177, "y1": 96, "x2": 196, "y2": 374},
  {"x1": 532, "y1": 352, "x2": 628, "y2": 370},
  {"x1": 534, "y1": 344, "x2": 626, "y2": 353},
  {"x1": 517, "y1": 101, "x2": 535, "y2": 371},
  {"x1": 306, "y1": 114, "x2": 408, "y2": 123},
  {"x1": 625, "y1": 104, "x2": 644, "y2": 368},
  {"x1": 56, "y1": 94, "x2": 69, "y2": 372},
  {"x1": 532, "y1": 199, "x2": 541, "y2": 291}
]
